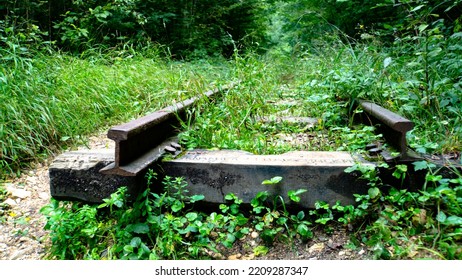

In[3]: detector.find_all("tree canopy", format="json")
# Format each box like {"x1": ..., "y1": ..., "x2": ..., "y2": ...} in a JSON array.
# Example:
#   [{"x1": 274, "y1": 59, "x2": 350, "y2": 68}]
[{"x1": 1, "y1": 0, "x2": 461, "y2": 57}]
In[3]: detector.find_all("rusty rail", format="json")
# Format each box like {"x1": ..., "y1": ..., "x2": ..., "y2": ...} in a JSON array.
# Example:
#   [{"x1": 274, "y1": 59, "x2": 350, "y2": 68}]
[
  {"x1": 357, "y1": 100, "x2": 417, "y2": 161},
  {"x1": 100, "y1": 82, "x2": 237, "y2": 176}
]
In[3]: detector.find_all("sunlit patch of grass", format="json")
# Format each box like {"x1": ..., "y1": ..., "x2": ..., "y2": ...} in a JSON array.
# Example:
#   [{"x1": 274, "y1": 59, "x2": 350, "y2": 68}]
[{"x1": 0, "y1": 49, "x2": 231, "y2": 178}]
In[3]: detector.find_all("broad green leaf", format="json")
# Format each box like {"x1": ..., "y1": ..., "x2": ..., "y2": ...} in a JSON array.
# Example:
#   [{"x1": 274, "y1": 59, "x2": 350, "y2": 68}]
[
  {"x1": 426, "y1": 173, "x2": 443, "y2": 182},
  {"x1": 297, "y1": 224, "x2": 312, "y2": 238},
  {"x1": 449, "y1": 177, "x2": 462, "y2": 185},
  {"x1": 189, "y1": 194, "x2": 204, "y2": 203},
  {"x1": 185, "y1": 212, "x2": 198, "y2": 222},
  {"x1": 183, "y1": 225, "x2": 198, "y2": 233},
  {"x1": 236, "y1": 215, "x2": 249, "y2": 226},
  {"x1": 418, "y1": 24, "x2": 429, "y2": 33},
  {"x1": 450, "y1": 32, "x2": 462, "y2": 39},
  {"x1": 132, "y1": 223, "x2": 150, "y2": 234},
  {"x1": 368, "y1": 187, "x2": 381, "y2": 200},
  {"x1": 288, "y1": 189, "x2": 307, "y2": 202},
  {"x1": 130, "y1": 237, "x2": 142, "y2": 247},
  {"x1": 383, "y1": 24, "x2": 393, "y2": 30},
  {"x1": 255, "y1": 191, "x2": 269, "y2": 200},
  {"x1": 276, "y1": 217, "x2": 288, "y2": 225},
  {"x1": 436, "y1": 211, "x2": 447, "y2": 223},
  {"x1": 396, "y1": 164, "x2": 408, "y2": 173},
  {"x1": 428, "y1": 47, "x2": 442, "y2": 58},
  {"x1": 226, "y1": 233, "x2": 236, "y2": 243},
  {"x1": 171, "y1": 200, "x2": 184, "y2": 212},
  {"x1": 262, "y1": 176, "x2": 283, "y2": 185},
  {"x1": 123, "y1": 245, "x2": 134, "y2": 253},
  {"x1": 140, "y1": 243, "x2": 150, "y2": 254},
  {"x1": 239, "y1": 227, "x2": 250, "y2": 235},
  {"x1": 297, "y1": 211, "x2": 305, "y2": 220},
  {"x1": 255, "y1": 223, "x2": 264, "y2": 231},
  {"x1": 444, "y1": 216, "x2": 462, "y2": 226},
  {"x1": 230, "y1": 204, "x2": 240, "y2": 215},
  {"x1": 412, "y1": 161, "x2": 429, "y2": 171},
  {"x1": 315, "y1": 217, "x2": 331, "y2": 225}
]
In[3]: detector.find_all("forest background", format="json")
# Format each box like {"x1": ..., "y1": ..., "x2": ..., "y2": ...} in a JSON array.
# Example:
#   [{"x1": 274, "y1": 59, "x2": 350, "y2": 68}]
[{"x1": 1, "y1": 0, "x2": 462, "y2": 260}]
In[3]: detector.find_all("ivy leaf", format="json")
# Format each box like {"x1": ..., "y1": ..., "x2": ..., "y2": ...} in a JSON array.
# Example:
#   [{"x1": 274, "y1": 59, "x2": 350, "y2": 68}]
[
  {"x1": 185, "y1": 212, "x2": 198, "y2": 222},
  {"x1": 297, "y1": 224, "x2": 312, "y2": 239},
  {"x1": 123, "y1": 245, "x2": 134, "y2": 253},
  {"x1": 225, "y1": 193, "x2": 236, "y2": 200},
  {"x1": 297, "y1": 211, "x2": 305, "y2": 220},
  {"x1": 315, "y1": 217, "x2": 331, "y2": 225},
  {"x1": 225, "y1": 233, "x2": 236, "y2": 246},
  {"x1": 288, "y1": 189, "x2": 308, "y2": 202}
]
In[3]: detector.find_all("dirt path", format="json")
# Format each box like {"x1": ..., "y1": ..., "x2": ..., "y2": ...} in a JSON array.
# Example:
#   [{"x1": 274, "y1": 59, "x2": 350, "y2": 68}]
[
  {"x1": 0, "y1": 160, "x2": 51, "y2": 260},
  {"x1": 0, "y1": 131, "x2": 114, "y2": 260}
]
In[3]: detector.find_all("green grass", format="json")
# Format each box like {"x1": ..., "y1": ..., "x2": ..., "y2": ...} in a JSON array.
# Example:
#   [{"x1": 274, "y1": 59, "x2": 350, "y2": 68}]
[
  {"x1": 0, "y1": 49, "x2": 231, "y2": 178},
  {"x1": 179, "y1": 40, "x2": 461, "y2": 157},
  {"x1": 2, "y1": 38, "x2": 459, "y2": 179},
  {"x1": 1, "y1": 29, "x2": 461, "y2": 260}
]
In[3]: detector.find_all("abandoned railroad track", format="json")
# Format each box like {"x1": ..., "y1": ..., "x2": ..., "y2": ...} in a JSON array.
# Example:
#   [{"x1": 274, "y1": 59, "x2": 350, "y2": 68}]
[{"x1": 2, "y1": 84, "x2": 459, "y2": 261}]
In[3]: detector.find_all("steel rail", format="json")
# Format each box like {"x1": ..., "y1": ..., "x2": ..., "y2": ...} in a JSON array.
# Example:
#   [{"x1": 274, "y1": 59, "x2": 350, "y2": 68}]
[{"x1": 100, "y1": 82, "x2": 238, "y2": 176}]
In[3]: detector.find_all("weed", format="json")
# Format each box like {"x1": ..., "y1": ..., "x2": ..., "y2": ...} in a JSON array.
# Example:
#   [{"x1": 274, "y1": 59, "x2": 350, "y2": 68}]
[
  {"x1": 41, "y1": 170, "x2": 241, "y2": 260},
  {"x1": 0, "y1": 185, "x2": 9, "y2": 223},
  {"x1": 247, "y1": 176, "x2": 312, "y2": 246},
  {"x1": 329, "y1": 160, "x2": 462, "y2": 259}
]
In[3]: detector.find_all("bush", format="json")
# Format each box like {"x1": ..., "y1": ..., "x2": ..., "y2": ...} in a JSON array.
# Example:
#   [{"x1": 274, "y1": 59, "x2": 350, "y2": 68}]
[{"x1": 1, "y1": 0, "x2": 269, "y2": 58}]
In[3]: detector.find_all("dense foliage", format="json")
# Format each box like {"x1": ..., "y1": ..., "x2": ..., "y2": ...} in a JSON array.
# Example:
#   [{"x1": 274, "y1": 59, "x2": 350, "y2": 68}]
[
  {"x1": 1, "y1": 0, "x2": 267, "y2": 57},
  {"x1": 1, "y1": 0, "x2": 461, "y2": 260}
]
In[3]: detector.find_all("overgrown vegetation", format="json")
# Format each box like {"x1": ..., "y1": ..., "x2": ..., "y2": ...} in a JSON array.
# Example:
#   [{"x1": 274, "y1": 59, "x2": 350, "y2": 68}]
[
  {"x1": 1, "y1": 0, "x2": 461, "y2": 260},
  {"x1": 40, "y1": 171, "x2": 312, "y2": 260},
  {"x1": 179, "y1": 1, "x2": 462, "y2": 154},
  {"x1": 0, "y1": 46, "x2": 231, "y2": 178},
  {"x1": 40, "y1": 167, "x2": 462, "y2": 260},
  {"x1": 0, "y1": 0, "x2": 267, "y2": 57}
]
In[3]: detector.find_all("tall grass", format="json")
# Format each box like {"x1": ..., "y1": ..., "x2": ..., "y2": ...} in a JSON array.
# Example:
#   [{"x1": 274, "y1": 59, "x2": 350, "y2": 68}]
[
  {"x1": 2, "y1": 32, "x2": 460, "y2": 178},
  {"x1": 179, "y1": 37, "x2": 461, "y2": 158},
  {"x1": 0, "y1": 48, "x2": 231, "y2": 178}
]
